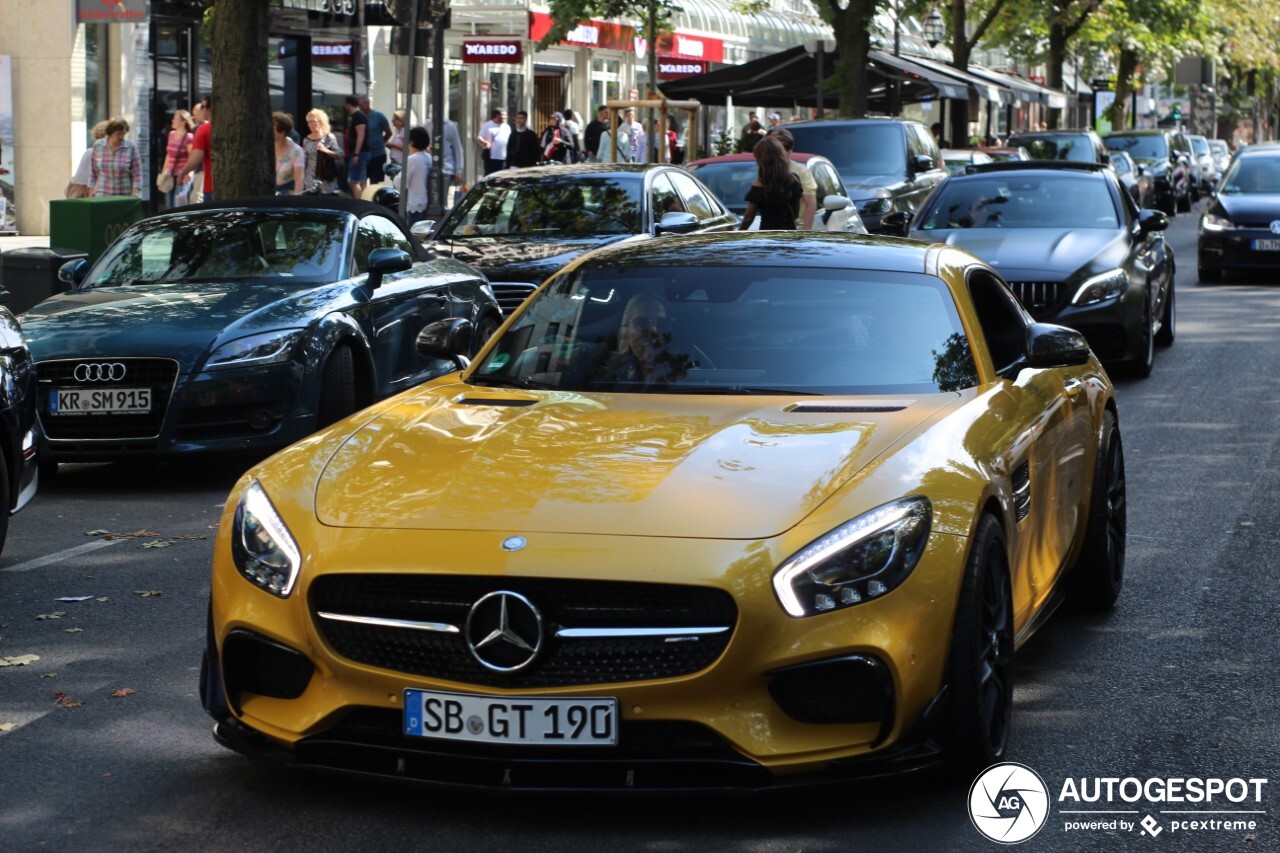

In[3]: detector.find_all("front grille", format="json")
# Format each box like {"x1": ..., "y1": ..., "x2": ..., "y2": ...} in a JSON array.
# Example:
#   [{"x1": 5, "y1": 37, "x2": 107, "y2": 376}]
[
  {"x1": 37, "y1": 358, "x2": 179, "y2": 440},
  {"x1": 310, "y1": 574, "x2": 737, "y2": 688},
  {"x1": 488, "y1": 282, "x2": 538, "y2": 314},
  {"x1": 1007, "y1": 281, "x2": 1068, "y2": 321}
]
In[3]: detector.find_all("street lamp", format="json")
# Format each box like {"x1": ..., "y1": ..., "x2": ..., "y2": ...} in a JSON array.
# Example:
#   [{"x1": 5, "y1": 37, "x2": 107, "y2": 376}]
[{"x1": 923, "y1": 6, "x2": 945, "y2": 48}]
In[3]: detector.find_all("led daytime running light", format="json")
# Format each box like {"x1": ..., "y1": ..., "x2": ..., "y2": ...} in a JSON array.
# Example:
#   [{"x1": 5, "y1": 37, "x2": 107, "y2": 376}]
[{"x1": 234, "y1": 480, "x2": 302, "y2": 597}]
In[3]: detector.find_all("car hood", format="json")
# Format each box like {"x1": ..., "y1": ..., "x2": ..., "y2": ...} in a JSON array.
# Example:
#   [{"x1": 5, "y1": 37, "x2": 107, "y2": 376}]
[
  {"x1": 1214, "y1": 193, "x2": 1280, "y2": 226},
  {"x1": 20, "y1": 282, "x2": 319, "y2": 368},
  {"x1": 314, "y1": 385, "x2": 954, "y2": 538},
  {"x1": 434, "y1": 235, "x2": 633, "y2": 282},
  {"x1": 915, "y1": 227, "x2": 1126, "y2": 280},
  {"x1": 836, "y1": 174, "x2": 905, "y2": 198}
]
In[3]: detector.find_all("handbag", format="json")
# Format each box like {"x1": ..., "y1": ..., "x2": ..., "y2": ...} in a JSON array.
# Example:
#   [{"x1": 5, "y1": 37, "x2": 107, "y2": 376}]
[
  {"x1": 156, "y1": 171, "x2": 175, "y2": 193},
  {"x1": 315, "y1": 134, "x2": 340, "y2": 181}
]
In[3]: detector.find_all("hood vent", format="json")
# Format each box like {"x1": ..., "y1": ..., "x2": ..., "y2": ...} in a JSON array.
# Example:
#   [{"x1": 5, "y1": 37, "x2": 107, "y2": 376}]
[
  {"x1": 787, "y1": 403, "x2": 906, "y2": 414},
  {"x1": 456, "y1": 397, "x2": 538, "y2": 408}
]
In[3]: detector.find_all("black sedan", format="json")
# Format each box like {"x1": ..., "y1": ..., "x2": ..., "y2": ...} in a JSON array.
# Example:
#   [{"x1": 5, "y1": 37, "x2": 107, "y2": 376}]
[
  {"x1": 1109, "y1": 150, "x2": 1155, "y2": 210},
  {"x1": 419, "y1": 164, "x2": 738, "y2": 313},
  {"x1": 1197, "y1": 143, "x2": 1280, "y2": 282},
  {"x1": 0, "y1": 306, "x2": 37, "y2": 554},
  {"x1": 22, "y1": 197, "x2": 500, "y2": 468},
  {"x1": 909, "y1": 161, "x2": 1174, "y2": 377}
]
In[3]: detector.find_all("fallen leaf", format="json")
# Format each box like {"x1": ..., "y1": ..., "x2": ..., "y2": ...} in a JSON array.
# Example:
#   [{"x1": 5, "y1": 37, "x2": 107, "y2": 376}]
[
  {"x1": 141, "y1": 540, "x2": 173, "y2": 549},
  {"x1": 85, "y1": 529, "x2": 109, "y2": 536},
  {"x1": 171, "y1": 535, "x2": 208, "y2": 541},
  {"x1": 1240, "y1": 520, "x2": 1255, "y2": 527},
  {"x1": 40, "y1": 672, "x2": 57, "y2": 679},
  {"x1": 110, "y1": 688, "x2": 135, "y2": 698},
  {"x1": 104, "y1": 529, "x2": 161, "y2": 541},
  {"x1": 0, "y1": 654, "x2": 40, "y2": 667},
  {"x1": 53, "y1": 691, "x2": 84, "y2": 709},
  {"x1": 55, "y1": 595, "x2": 94, "y2": 602},
  {"x1": 1245, "y1": 834, "x2": 1256, "y2": 842},
  {"x1": 35, "y1": 611, "x2": 67, "y2": 621},
  {"x1": 0, "y1": 722, "x2": 18, "y2": 732},
  {"x1": 133, "y1": 590, "x2": 163, "y2": 597},
  {"x1": 102, "y1": 772, "x2": 112, "y2": 777},
  {"x1": 96, "y1": 597, "x2": 109, "y2": 603},
  {"x1": 64, "y1": 627, "x2": 83, "y2": 634}
]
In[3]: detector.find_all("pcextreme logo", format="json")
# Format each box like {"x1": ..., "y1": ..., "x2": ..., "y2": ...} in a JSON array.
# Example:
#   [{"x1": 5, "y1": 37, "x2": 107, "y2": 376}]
[{"x1": 970, "y1": 764, "x2": 1269, "y2": 843}]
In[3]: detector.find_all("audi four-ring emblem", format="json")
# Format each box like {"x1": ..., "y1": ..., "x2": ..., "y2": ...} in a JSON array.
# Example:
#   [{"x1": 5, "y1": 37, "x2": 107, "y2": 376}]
[{"x1": 73, "y1": 363, "x2": 127, "y2": 382}]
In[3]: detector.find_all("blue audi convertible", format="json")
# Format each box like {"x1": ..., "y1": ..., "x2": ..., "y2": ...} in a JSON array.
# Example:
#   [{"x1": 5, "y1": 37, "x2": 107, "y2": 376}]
[{"x1": 22, "y1": 197, "x2": 500, "y2": 469}]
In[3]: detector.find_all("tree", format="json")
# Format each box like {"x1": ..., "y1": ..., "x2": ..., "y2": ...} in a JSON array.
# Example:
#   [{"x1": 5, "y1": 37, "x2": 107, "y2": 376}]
[
  {"x1": 208, "y1": 0, "x2": 273, "y2": 198},
  {"x1": 947, "y1": 0, "x2": 1013, "y2": 150},
  {"x1": 812, "y1": 0, "x2": 884, "y2": 117}
]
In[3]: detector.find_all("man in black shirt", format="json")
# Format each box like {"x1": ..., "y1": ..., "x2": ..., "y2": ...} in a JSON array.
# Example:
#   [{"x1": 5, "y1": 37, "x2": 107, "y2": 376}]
[
  {"x1": 584, "y1": 106, "x2": 609, "y2": 162},
  {"x1": 506, "y1": 111, "x2": 542, "y2": 168}
]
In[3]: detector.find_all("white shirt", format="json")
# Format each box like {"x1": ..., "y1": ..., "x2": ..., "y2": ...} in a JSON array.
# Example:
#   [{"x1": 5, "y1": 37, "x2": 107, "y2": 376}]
[
  {"x1": 406, "y1": 150, "x2": 432, "y2": 213},
  {"x1": 621, "y1": 120, "x2": 645, "y2": 163},
  {"x1": 598, "y1": 129, "x2": 631, "y2": 164},
  {"x1": 71, "y1": 147, "x2": 95, "y2": 186},
  {"x1": 479, "y1": 120, "x2": 511, "y2": 161}
]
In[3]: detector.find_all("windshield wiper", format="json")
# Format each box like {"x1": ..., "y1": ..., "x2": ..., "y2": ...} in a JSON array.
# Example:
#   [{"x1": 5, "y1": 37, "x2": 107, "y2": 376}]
[{"x1": 467, "y1": 375, "x2": 561, "y2": 391}]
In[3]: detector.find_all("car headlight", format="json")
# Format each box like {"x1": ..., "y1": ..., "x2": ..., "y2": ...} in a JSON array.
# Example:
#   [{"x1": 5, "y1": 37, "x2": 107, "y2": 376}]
[
  {"x1": 858, "y1": 197, "x2": 893, "y2": 217},
  {"x1": 1071, "y1": 269, "x2": 1129, "y2": 306},
  {"x1": 1201, "y1": 212, "x2": 1237, "y2": 231},
  {"x1": 773, "y1": 497, "x2": 931, "y2": 618},
  {"x1": 205, "y1": 329, "x2": 304, "y2": 369},
  {"x1": 231, "y1": 480, "x2": 302, "y2": 597}
]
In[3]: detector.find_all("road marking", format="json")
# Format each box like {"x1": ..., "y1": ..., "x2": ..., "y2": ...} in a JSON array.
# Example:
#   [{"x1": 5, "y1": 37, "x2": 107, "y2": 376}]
[{"x1": 0, "y1": 539, "x2": 124, "y2": 573}]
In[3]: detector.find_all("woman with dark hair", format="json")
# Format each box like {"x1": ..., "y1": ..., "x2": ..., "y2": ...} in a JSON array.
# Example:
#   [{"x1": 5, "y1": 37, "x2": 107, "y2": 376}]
[
  {"x1": 273, "y1": 112, "x2": 305, "y2": 195},
  {"x1": 90, "y1": 117, "x2": 142, "y2": 197},
  {"x1": 737, "y1": 118, "x2": 766, "y2": 154},
  {"x1": 404, "y1": 125, "x2": 433, "y2": 227},
  {"x1": 739, "y1": 135, "x2": 801, "y2": 231}
]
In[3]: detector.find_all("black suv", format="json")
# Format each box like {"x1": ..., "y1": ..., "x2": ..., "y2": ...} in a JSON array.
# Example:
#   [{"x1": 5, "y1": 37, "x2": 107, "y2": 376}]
[
  {"x1": 1005, "y1": 129, "x2": 1111, "y2": 164},
  {"x1": 1104, "y1": 129, "x2": 1194, "y2": 215},
  {"x1": 784, "y1": 118, "x2": 947, "y2": 233}
]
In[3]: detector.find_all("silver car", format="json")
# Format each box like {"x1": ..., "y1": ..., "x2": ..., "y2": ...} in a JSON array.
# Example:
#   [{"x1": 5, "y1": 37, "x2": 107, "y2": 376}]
[{"x1": 1188, "y1": 134, "x2": 1219, "y2": 193}]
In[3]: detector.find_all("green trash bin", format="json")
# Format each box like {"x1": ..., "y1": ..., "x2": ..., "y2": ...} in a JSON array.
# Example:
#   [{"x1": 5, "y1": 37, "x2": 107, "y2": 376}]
[{"x1": 48, "y1": 197, "x2": 142, "y2": 265}]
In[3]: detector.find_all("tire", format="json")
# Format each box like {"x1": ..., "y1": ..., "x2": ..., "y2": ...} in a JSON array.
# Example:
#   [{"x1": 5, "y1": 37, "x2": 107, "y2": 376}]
[
  {"x1": 316, "y1": 344, "x2": 357, "y2": 429},
  {"x1": 0, "y1": 446, "x2": 9, "y2": 557},
  {"x1": 1121, "y1": 299, "x2": 1154, "y2": 379},
  {"x1": 944, "y1": 514, "x2": 1014, "y2": 774},
  {"x1": 1197, "y1": 259, "x2": 1221, "y2": 284},
  {"x1": 1155, "y1": 280, "x2": 1175, "y2": 347},
  {"x1": 471, "y1": 313, "x2": 501, "y2": 357},
  {"x1": 1068, "y1": 409, "x2": 1126, "y2": 610}
]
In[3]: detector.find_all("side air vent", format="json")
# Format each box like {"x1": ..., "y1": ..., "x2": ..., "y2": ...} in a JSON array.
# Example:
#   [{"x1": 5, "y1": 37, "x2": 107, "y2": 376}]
[
  {"x1": 787, "y1": 404, "x2": 906, "y2": 414},
  {"x1": 456, "y1": 397, "x2": 538, "y2": 407},
  {"x1": 1012, "y1": 460, "x2": 1031, "y2": 523}
]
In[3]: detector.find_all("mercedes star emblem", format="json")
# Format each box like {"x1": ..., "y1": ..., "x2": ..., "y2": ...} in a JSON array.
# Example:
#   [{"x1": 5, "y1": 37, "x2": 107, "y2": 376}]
[{"x1": 465, "y1": 590, "x2": 544, "y2": 672}]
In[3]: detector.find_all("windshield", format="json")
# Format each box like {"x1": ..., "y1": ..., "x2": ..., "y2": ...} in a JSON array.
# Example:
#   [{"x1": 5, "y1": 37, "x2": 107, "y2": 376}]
[
  {"x1": 85, "y1": 211, "x2": 347, "y2": 287},
  {"x1": 786, "y1": 124, "x2": 905, "y2": 177},
  {"x1": 917, "y1": 174, "x2": 1119, "y2": 230},
  {"x1": 1208, "y1": 140, "x2": 1230, "y2": 157},
  {"x1": 1221, "y1": 157, "x2": 1280, "y2": 194},
  {"x1": 1190, "y1": 137, "x2": 1210, "y2": 156},
  {"x1": 686, "y1": 162, "x2": 754, "y2": 213},
  {"x1": 471, "y1": 265, "x2": 977, "y2": 395},
  {"x1": 1105, "y1": 134, "x2": 1169, "y2": 161},
  {"x1": 1008, "y1": 135, "x2": 1097, "y2": 162},
  {"x1": 439, "y1": 176, "x2": 644, "y2": 238}
]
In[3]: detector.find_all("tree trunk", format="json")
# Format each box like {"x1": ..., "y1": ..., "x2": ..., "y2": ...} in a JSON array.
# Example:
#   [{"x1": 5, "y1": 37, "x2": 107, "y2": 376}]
[
  {"x1": 1046, "y1": 21, "x2": 1066, "y2": 130},
  {"x1": 949, "y1": 0, "x2": 971, "y2": 147},
  {"x1": 647, "y1": 0, "x2": 660, "y2": 162},
  {"x1": 211, "y1": 0, "x2": 273, "y2": 199},
  {"x1": 1111, "y1": 47, "x2": 1138, "y2": 133},
  {"x1": 835, "y1": 0, "x2": 877, "y2": 118}
]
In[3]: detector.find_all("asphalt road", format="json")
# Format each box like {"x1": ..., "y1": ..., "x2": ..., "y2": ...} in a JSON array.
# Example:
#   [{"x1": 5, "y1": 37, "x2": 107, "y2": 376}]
[{"x1": 1, "y1": 206, "x2": 1276, "y2": 852}]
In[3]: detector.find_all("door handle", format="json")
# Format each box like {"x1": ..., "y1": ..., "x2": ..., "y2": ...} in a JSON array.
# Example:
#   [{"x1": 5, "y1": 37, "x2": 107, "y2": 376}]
[{"x1": 1063, "y1": 377, "x2": 1084, "y2": 399}]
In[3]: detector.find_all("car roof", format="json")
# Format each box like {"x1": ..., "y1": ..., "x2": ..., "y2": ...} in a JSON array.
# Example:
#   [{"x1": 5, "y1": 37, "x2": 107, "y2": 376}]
[
  {"x1": 686, "y1": 152, "x2": 819, "y2": 166},
  {"x1": 1007, "y1": 129, "x2": 1097, "y2": 138},
  {"x1": 1237, "y1": 144, "x2": 1280, "y2": 157},
  {"x1": 1105, "y1": 129, "x2": 1167, "y2": 136},
  {"x1": 481, "y1": 163, "x2": 667, "y2": 181},
  {"x1": 574, "y1": 231, "x2": 933, "y2": 274},
  {"x1": 963, "y1": 161, "x2": 1111, "y2": 175},
  {"x1": 783, "y1": 117, "x2": 919, "y2": 129}
]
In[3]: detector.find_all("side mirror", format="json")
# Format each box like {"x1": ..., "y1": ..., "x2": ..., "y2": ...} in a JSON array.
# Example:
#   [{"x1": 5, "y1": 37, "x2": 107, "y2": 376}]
[
  {"x1": 912, "y1": 153, "x2": 936, "y2": 173},
  {"x1": 58, "y1": 258, "x2": 89, "y2": 286},
  {"x1": 823, "y1": 194, "x2": 852, "y2": 211},
  {"x1": 655, "y1": 211, "x2": 700, "y2": 235},
  {"x1": 410, "y1": 220, "x2": 436, "y2": 242},
  {"x1": 881, "y1": 209, "x2": 912, "y2": 236},
  {"x1": 1136, "y1": 164, "x2": 1145, "y2": 175},
  {"x1": 1137, "y1": 209, "x2": 1169, "y2": 233},
  {"x1": 1025, "y1": 323, "x2": 1091, "y2": 369},
  {"x1": 366, "y1": 246, "x2": 413, "y2": 289},
  {"x1": 416, "y1": 317, "x2": 473, "y2": 370}
]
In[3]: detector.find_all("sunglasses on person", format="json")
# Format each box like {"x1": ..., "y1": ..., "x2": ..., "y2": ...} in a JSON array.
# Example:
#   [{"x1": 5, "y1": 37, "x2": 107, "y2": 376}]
[{"x1": 630, "y1": 315, "x2": 673, "y2": 332}]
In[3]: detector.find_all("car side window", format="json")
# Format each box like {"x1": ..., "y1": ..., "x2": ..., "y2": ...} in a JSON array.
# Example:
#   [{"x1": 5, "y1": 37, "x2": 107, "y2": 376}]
[
  {"x1": 651, "y1": 173, "x2": 685, "y2": 222},
  {"x1": 353, "y1": 220, "x2": 379, "y2": 275},
  {"x1": 669, "y1": 171, "x2": 718, "y2": 220},
  {"x1": 812, "y1": 162, "x2": 842, "y2": 200},
  {"x1": 905, "y1": 125, "x2": 925, "y2": 162},
  {"x1": 967, "y1": 269, "x2": 1029, "y2": 374},
  {"x1": 365, "y1": 214, "x2": 414, "y2": 255},
  {"x1": 912, "y1": 125, "x2": 940, "y2": 162}
]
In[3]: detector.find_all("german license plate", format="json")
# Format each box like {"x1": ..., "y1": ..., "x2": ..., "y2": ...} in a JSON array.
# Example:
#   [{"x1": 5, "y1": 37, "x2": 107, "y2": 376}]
[
  {"x1": 403, "y1": 689, "x2": 618, "y2": 746},
  {"x1": 49, "y1": 388, "x2": 151, "y2": 415},
  {"x1": 1252, "y1": 239, "x2": 1280, "y2": 251}
]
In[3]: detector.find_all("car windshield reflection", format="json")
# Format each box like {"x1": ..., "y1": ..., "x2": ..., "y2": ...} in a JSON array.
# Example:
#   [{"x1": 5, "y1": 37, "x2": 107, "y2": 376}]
[
  {"x1": 1221, "y1": 158, "x2": 1280, "y2": 194},
  {"x1": 439, "y1": 176, "x2": 644, "y2": 238},
  {"x1": 1106, "y1": 135, "x2": 1169, "y2": 162},
  {"x1": 471, "y1": 266, "x2": 978, "y2": 395},
  {"x1": 85, "y1": 211, "x2": 347, "y2": 288},
  {"x1": 917, "y1": 175, "x2": 1119, "y2": 230}
]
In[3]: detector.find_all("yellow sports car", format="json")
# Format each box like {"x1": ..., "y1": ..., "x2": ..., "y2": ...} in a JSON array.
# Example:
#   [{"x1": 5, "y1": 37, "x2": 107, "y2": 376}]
[{"x1": 202, "y1": 232, "x2": 1125, "y2": 790}]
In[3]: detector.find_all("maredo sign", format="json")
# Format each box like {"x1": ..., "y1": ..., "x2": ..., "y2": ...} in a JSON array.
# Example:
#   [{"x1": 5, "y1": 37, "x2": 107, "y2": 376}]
[{"x1": 463, "y1": 40, "x2": 523, "y2": 64}]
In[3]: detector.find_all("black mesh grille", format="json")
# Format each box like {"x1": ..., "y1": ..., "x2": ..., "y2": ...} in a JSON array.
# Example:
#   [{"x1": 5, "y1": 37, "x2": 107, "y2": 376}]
[
  {"x1": 1007, "y1": 281, "x2": 1068, "y2": 321},
  {"x1": 310, "y1": 574, "x2": 737, "y2": 688},
  {"x1": 37, "y1": 358, "x2": 179, "y2": 440},
  {"x1": 488, "y1": 282, "x2": 538, "y2": 314}
]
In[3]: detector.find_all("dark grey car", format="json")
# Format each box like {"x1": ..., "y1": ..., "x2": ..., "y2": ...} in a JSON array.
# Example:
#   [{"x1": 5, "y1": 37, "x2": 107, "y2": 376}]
[{"x1": 784, "y1": 118, "x2": 948, "y2": 234}]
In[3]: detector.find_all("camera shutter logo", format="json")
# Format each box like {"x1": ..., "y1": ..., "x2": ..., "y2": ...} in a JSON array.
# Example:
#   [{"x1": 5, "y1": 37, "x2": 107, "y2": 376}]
[{"x1": 969, "y1": 762, "x2": 1050, "y2": 844}]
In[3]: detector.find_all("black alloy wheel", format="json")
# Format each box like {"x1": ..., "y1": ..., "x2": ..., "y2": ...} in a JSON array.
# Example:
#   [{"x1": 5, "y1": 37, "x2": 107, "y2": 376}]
[
  {"x1": 1155, "y1": 277, "x2": 1176, "y2": 347},
  {"x1": 317, "y1": 343, "x2": 357, "y2": 428},
  {"x1": 471, "y1": 314, "x2": 502, "y2": 357},
  {"x1": 1068, "y1": 409, "x2": 1126, "y2": 610},
  {"x1": 1123, "y1": 299, "x2": 1155, "y2": 379},
  {"x1": 945, "y1": 514, "x2": 1014, "y2": 773}
]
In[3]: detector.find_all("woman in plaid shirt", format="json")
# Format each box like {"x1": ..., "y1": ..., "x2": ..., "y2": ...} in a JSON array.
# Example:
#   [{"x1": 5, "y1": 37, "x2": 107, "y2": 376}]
[{"x1": 91, "y1": 117, "x2": 142, "y2": 197}]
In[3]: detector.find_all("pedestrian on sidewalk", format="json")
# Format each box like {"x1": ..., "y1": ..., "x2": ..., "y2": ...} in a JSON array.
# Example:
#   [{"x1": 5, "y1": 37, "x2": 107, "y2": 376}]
[
  {"x1": 159, "y1": 110, "x2": 195, "y2": 208},
  {"x1": 65, "y1": 120, "x2": 107, "y2": 199},
  {"x1": 178, "y1": 94, "x2": 214, "y2": 202},
  {"x1": 344, "y1": 95, "x2": 370, "y2": 198},
  {"x1": 477, "y1": 108, "x2": 511, "y2": 175},
  {"x1": 506, "y1": 111, "x2": 541, "y2": 168},
  {"x1": 90, "y1": 117, "x2": 142, "y2": 198},
  {"x1": 360, "y1": 95, "x2": 392, "y2": 185},
  {"x1": 404, "y1": 125, "x2": 433, "y2": 228},
  {"x1": 273, "y1": 112, "x2": 305, "y2": 195}
]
